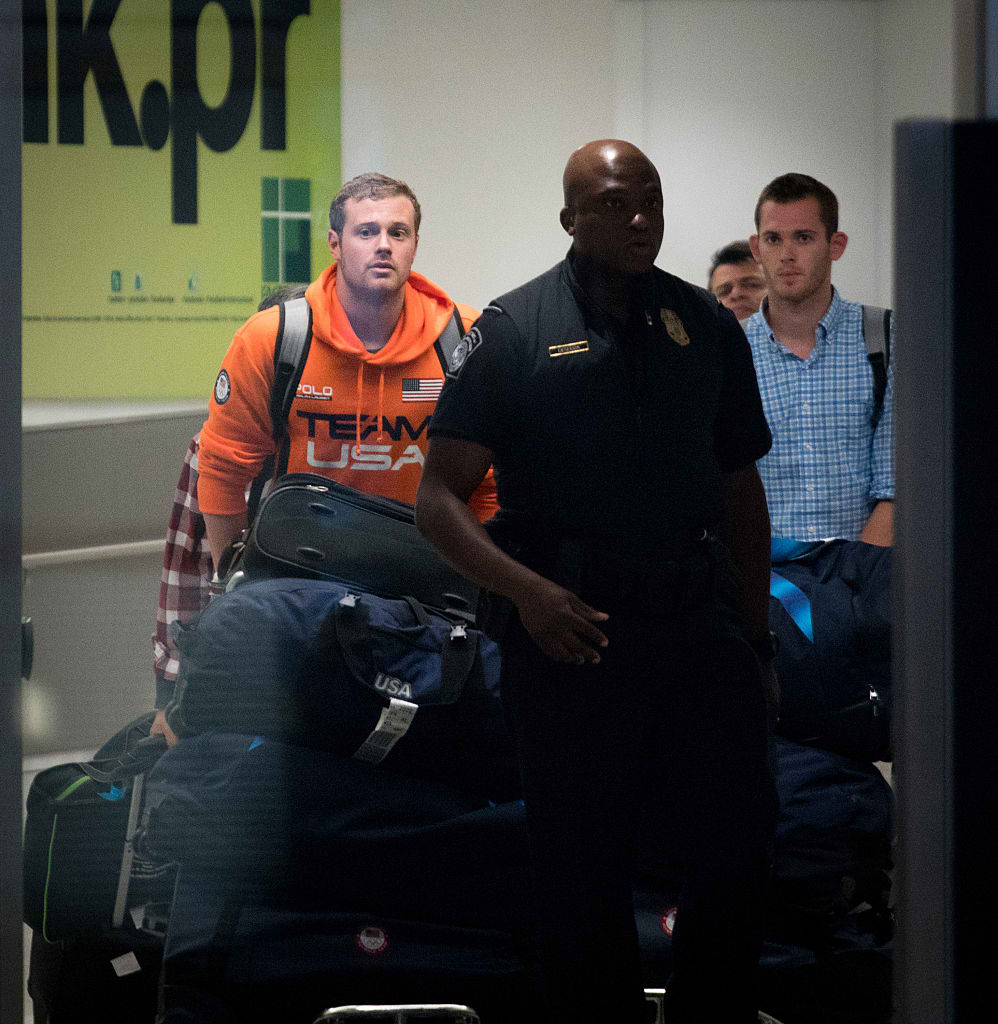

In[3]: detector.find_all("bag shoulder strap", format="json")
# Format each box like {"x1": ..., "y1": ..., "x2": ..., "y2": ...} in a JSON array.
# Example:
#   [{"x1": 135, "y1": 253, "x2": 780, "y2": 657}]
[
  {"x1": 269, "y1": 296, "x2": 313, "y2": 440},
  {"x1": 247, "y1": 297, "x2": 313, "y2": 521},
  {"x1": 433, "y1": 305, "x2": 468, "y2": 374},
  {"x1": 861, "y1": 304, "x2": 892, "y2": 425}
]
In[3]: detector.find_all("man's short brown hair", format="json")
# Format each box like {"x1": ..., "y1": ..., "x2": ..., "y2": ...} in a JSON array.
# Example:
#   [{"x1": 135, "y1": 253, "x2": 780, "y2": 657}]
[
  {"x1": 753, "y1": 173, "x2": 838, "y2": 238},
  {"x1": 329, "y1": 173, "x2": 421, "y2": 235}
]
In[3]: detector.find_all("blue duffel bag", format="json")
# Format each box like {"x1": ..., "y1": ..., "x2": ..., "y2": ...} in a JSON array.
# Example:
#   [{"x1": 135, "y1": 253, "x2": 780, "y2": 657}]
[
  {"x1": 769, "y1": 539, "x2": 892, "y2": 762},
  {"x1": 165, "y1": 577, "x2": 517, "y2": 801},
  {"x1": 139, "y1": 733, "x2": 535, "y2": 1024}
]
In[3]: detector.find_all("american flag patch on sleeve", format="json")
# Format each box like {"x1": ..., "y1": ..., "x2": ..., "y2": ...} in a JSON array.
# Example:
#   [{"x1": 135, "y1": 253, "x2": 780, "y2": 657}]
[{"x1": 402, "y1": 378, "x2": 444, "y2": 401}]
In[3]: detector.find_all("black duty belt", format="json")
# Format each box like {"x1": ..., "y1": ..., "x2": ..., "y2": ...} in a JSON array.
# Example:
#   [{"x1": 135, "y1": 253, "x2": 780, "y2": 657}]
[
  {"x1": 487, "y1": 510, "x2": 721, "y2": 613},
  {"x1": 570, "y1": 535, "x2": 718, "y2": 613}
]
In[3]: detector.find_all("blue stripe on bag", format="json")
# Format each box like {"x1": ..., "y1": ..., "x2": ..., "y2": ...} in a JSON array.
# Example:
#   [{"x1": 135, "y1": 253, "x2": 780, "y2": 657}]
[
  {"x1": 770, "y1": 538, "x2": 820, "y2": 562},
  {"x1": 770, "y1": 570, "x2": 814, "y2": 642}
]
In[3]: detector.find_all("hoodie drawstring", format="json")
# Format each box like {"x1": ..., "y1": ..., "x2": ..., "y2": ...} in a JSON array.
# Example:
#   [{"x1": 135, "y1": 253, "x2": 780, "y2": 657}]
[
  {"x1": 354, "y1": 362, "x2": 387, "y2": 456},
  {"x1": 377, "y1": 370, "x2": 385, "y2": 441},
  {"x1": 354, "y1": 362, "x2": 364, "y2": 457}
]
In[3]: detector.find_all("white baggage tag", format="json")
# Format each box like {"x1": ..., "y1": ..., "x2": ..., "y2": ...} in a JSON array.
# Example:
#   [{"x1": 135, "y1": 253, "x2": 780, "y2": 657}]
[
  {"x1": 352, "y1": 698, "x2": 418, "y2": 764},
  {"x1": 110, "y1": 951, "x2": 141, "y2": 977}
]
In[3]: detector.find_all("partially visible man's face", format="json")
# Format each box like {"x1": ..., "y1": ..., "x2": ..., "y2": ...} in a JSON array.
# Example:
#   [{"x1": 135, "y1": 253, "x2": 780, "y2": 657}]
[
  {"x1": 710, "y1": 260, "x2": 767, "y2": 320},
  {"x1": 750, "y1": 197, "x2": 845, "y2": 306},
  {"x1": 563, "y1": 146, "x2": 665, "y2": 277},
  {"x1": 329, "y1": 195, "x2": 418, "y2": 299}
]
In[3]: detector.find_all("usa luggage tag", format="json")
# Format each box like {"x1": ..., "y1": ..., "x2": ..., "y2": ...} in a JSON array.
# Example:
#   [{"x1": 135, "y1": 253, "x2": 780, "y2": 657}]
[{"x1": 353, "y1": 698, "x2": 418, "y2": 765}]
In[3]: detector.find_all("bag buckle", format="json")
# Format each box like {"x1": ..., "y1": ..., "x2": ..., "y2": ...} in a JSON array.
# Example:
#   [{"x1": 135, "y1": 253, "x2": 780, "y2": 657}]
[{"x1": 449, "y1": 622, "x2": 468, "y2": 641}]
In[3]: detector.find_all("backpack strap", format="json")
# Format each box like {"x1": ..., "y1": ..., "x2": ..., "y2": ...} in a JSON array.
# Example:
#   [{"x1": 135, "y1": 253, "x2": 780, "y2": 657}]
[
  {"x1": 433, "y1": 305, "x2": 469, "y2": 373},
  {"x1": 269, "y1": 297, "x2": 313, "y2": 441},
  {"x1": 247, "y1": 297, "x2": 313, "y2": 522},
  {"x1": 862, "y1": 304, "x2": 892, "y2": 427}
]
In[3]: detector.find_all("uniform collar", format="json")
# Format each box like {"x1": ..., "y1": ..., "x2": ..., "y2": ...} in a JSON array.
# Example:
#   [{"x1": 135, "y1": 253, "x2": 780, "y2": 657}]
[{"x1": 563, "y1": 249, "x2": 659, "y2": 328}]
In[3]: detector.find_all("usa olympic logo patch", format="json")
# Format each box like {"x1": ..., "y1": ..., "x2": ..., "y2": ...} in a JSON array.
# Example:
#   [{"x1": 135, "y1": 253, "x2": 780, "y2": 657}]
[
  {"x1": 213, "y1": 369, "x2": 231, "y2": 405},
  {"x1": 355, "y1": 926, "x2": 389, "y2": 955}
]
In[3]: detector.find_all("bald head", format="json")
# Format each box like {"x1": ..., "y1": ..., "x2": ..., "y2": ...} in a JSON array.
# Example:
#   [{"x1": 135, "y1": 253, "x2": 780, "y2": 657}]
[
  {"x1": 563, "y1": 140, "x2": 658, "y2": 207},
  {"x1": 560, "y1": 139, "x2": 664, "y2": 277}
]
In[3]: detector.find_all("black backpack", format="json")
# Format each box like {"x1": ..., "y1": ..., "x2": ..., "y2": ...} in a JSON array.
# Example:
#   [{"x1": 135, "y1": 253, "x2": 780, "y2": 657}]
[
  {"x1": 23, "y1": 714, "x2": 174, "y2": 941},
  {"x1": 861, "y1": 304, "x2": 892, "y2": 427}
]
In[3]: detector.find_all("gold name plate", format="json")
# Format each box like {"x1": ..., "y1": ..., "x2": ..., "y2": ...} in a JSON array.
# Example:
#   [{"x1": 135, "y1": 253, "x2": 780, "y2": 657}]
[{"x1": 548, "y1": 340, "x2": 590, "y2": 358}]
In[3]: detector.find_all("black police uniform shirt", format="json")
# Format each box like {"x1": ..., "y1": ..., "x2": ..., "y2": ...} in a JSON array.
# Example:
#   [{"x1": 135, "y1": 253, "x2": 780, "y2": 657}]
[{"x1": 429, "y1": 253, "x2": 772, "y2": 548}]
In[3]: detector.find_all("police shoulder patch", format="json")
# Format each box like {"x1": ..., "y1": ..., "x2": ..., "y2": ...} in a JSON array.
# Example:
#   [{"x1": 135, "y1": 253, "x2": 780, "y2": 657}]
[
  {"x1": 213, "y1": 368, "x2": 231, "y2": 404},
  {"x1": 447, "y1": 325, "x2": 484, "y2": 377}
]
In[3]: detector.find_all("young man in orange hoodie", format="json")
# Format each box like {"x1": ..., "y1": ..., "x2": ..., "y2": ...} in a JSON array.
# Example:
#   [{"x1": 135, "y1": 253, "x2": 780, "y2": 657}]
[{"x1": 197, "y1": 172, "x2": 496, "y2": 565}]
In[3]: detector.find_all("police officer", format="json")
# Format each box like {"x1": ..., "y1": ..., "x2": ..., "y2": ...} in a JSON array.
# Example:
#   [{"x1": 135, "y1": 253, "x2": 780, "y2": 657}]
[{"x1": 415, "y1": 140, "x2": 778, "y2": 1023}]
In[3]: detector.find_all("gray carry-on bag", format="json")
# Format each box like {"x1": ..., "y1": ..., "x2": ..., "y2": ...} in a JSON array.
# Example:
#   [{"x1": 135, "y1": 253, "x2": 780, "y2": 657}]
[{"x1": 221, "y1": 472, "x2": 481, "y2": 622}]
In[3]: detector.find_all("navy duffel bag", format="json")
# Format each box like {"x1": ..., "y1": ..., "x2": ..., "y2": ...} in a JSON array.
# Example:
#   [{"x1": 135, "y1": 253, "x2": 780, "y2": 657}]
[
  {"x1": 769, "y1": 539, "x2": 892, "y2": 762},
  {"x1": 165, "y1": 577, "x2": 517, "y2": 801}
]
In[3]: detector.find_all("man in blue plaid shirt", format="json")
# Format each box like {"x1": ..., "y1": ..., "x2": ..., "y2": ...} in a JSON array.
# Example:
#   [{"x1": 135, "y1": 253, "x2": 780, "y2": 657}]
[{"x1": 745, "y1": 173, "x2": 894, "y2": 545}]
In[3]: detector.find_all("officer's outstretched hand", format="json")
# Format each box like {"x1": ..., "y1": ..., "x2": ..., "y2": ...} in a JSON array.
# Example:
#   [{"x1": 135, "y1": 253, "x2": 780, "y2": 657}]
[{"x1": 515, "y1": 577, "x2": 609, "y2": 665}]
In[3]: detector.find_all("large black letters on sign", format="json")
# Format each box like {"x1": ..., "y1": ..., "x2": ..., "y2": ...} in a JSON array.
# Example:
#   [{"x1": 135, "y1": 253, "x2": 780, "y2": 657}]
[
  {"x1": 23, "y1": 0, "x2": 312, "y2": 225},
  {"x1": 22, "y1": 0, "x2": 50, "y2": 144},
  {"x1": 261, "y1": 0, "x2": 310, "y2": 151},
  {"x1": 171, "y1": 0, "x2": 256, "y2": 224},
  {"x1": 57, "y1": 0, "x2": 142, "y2": 146}
]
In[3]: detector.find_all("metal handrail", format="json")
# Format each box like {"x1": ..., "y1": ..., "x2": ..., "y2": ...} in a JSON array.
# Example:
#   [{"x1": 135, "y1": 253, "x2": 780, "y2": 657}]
[{"x1": 22, "y1": 539, "x2": 163, "y2": 569}]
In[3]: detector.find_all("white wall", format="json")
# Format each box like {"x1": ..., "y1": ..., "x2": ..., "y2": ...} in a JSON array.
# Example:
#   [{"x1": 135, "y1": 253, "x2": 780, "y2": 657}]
[
  {"x1": 874, "y1": 0, "x2": 956, "y2": 299},
  {"x1": 635, "y1": 0, "x2": 955, "y2": 305},
  {"x1": 637, "y1": 0, "x2": 882, "y2": 302},
  {"x1": 341, "y1": 0, "x2": 620, "y2": 309},
  {"x1": 341, "y1": 0, "x2": 958, "y2": 311}
]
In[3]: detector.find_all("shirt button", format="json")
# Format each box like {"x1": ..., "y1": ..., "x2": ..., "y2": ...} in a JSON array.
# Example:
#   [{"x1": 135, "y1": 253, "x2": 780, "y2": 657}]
[
  {"x1": 809, "y1": 527, "x2": 817, "y2": 535},
  {"x1": 801, "y1": 402, "x2": 810, "y2": 411},
  {"x1": 804, "y1": 442, "x2": 813, "y2": 451},
  {"x1": 806, "y1": 483, "x2": 815, "y2": 492}
]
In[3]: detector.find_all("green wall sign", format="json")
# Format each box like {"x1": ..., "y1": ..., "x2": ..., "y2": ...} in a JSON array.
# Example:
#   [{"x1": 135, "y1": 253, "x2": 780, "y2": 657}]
[{"x1": 22, "y1": 0, "x2": 341, "y2": 398}]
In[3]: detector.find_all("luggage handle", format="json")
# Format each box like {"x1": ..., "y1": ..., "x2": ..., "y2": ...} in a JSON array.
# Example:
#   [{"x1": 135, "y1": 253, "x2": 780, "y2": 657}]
[
  {"x1": 326, "y1": 596, "x2": 478, "y2": 706},
  {"x1": 314, "y1": 1008, "x2": 480, "y2": 1023},
  {"x1": 111, "y1": 772, "x2": 147, "y2": 929},
  {"x1": 80, "y1": 734, "x2": 168, "y2": 785}
]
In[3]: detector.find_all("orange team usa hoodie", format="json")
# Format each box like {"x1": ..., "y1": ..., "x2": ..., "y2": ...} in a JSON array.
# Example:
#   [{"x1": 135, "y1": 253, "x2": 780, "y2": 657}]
[{"x1": 198, "y1": 265, "x2": 497, "y2": 520}]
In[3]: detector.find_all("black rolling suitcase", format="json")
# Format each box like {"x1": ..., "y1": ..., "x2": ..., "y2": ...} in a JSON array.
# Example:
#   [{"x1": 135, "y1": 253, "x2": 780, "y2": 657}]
[
  {"x1": 221, "y1": 473, "x2": 481, "y2": 622},
  {"x1": 23, "y1": 713, "x2": 174, "y2": 941},
  {"x1": 27, "y1": 929, "x2": 164, "y2": 1024},
  {"x1": 23, "y1": 713, "x2": 174, "y2": 1023}
]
